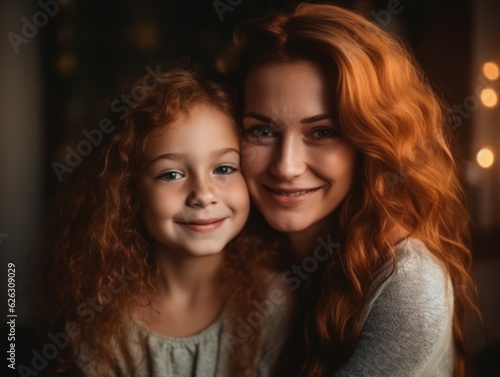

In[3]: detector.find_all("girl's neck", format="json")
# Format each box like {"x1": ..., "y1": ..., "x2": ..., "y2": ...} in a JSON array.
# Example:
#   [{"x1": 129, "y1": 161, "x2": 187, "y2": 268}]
[
  {"x1": 154, "y1": 246, "x2": 223, "y2": 301},
  {"x1": 134, "y1": 245, "x2": 226, "y2": 338}
]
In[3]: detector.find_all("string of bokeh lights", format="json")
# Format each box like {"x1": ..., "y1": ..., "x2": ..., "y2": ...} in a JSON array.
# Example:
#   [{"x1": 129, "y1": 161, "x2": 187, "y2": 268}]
[{"x1": 476, "y1": 61, "x2": 499, "y2": 169}]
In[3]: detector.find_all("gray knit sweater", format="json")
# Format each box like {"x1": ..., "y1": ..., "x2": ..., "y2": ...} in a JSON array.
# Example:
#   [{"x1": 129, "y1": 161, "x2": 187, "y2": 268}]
[
  {"x1": 334, "y1": 237, "x2": 454, "y2": 376},
  {"x1": 76, "y1": 238, "x2": 453, "y2": 376},
  {"x1": 75, "y1": 274, "x2": 290, "y2": 377}
]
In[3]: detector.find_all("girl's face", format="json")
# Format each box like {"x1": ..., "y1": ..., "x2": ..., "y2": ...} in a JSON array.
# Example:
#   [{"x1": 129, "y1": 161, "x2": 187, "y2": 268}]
[
  {"x1": 139, "y1": 105, "x2": 249, "y2": 257},
  {"x1": 241, "y1": 62, "x2": 356, "y2": 235}
]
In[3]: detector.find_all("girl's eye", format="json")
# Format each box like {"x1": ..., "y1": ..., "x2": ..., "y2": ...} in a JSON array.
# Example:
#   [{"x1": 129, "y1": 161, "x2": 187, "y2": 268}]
[
  {"x1": 246, "y1": 126, "x2": 277, "y2": 139},
  {"x1": 214, "y1": 165, "x2": 238, "y2": 175},
  {"x1": 310, "y1": 128, "x2": 339, "y2": 139},
  {"x1": 158, "y1": 171, "x2": 184, "y2": 181}
]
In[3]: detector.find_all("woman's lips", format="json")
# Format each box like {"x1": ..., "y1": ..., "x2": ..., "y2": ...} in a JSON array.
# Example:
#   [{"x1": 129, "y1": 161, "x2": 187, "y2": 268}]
[
  {"x1": 263, "y1": 185, "x2": 321, "y2": 206},
  {"x1": 175, "y1": 218, "x2": 226, "y2": 232}
]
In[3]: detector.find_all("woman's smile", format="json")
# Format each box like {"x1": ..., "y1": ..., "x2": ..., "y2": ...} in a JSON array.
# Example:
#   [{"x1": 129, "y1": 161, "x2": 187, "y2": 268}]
[{"x1": 262, "y1": 184, "x2": 323, "y2": 206}]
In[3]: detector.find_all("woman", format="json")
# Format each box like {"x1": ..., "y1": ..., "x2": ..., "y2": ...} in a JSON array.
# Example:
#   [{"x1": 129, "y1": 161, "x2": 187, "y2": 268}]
[{"x1": 226, "y1": 3, "x2": 478, "y2": 376}]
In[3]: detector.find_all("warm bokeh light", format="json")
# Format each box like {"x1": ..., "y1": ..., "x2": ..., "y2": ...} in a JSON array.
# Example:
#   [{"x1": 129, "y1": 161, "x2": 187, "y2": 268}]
[
  {"x1": 57, "y1": 53, "x2": 77, "y2": 76},
  {"x1": 483, "y1": 62, "x2": 500, "y2": 80},
  {"x1": 480, "y1": 88, "x2": 498, "y2": 107},
  {"x1": 476, "y1": 147, "x2": 495, "y2": 169},
  {"x1": 130, "y1": 22, "x2": 159, "y2": 51}
]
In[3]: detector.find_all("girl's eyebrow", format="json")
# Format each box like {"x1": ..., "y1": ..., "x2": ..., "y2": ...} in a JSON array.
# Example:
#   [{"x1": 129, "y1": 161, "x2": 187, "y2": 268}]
[
  {"x1": 148, "y1": 153, "x2": 184, "y2": 165},
  {"x1": 242, "y1": 112, "x2": 334, "y2": 124},
  {"x1": 212, "y1": 147, "x2": 240, "y2": 158},
  {"x1": 148, "y1": 148, "x2": 240, "y2": 165}
]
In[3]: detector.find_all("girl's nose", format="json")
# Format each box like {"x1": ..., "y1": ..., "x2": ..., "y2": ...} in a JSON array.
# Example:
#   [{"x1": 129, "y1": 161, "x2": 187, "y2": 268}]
[{"x1": 186, "y1": 177, "x2": 218, "y2": 208}]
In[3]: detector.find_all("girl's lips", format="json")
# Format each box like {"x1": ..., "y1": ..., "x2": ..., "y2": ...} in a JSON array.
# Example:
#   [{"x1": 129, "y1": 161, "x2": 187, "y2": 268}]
[
  {"x1": 263, "y1": 185, "x2": 321, "y2": 206},
  {"x1": 175, "y1": 218, "x2": 226, "y2": 232}
]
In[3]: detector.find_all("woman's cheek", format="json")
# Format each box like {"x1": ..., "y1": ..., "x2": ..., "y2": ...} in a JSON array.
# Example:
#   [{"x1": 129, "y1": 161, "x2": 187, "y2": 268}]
[
  {"x1": 241, "y1": 142, "x2": 259, "y2": 169},
  {"x1": 241, "y1": 143, "x2": 270, "y2": 178},
  {"x1": 315, "y1": 143, "x2": 356, "y2": 177}
]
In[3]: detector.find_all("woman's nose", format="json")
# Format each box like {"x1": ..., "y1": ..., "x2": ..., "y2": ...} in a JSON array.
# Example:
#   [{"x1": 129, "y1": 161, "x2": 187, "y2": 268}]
[
  {"x1": 269, "y1": 135, "x2": 307, "y2": 181},
  {"x1": 186, "y1": 177, "x2": 218, "y2": 208}
]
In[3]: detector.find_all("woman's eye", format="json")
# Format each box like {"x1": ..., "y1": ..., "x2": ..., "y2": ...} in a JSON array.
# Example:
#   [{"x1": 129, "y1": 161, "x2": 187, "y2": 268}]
[
  {"x1": 159, "y1": 171, "x2": 183, "y2": 181},
  {"x1": 214, "y1": 165, "x2": 238, "y2": 175},
  {"x1": 246, "y1": 126, "x2": 277, "y2": 139},
  {"x1": 310, "y1": 128, "x2": 339, "y2": 139}
]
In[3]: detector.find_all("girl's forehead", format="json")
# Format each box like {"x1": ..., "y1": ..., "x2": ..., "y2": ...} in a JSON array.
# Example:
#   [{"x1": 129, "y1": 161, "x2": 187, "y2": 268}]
[
  {"x1": 145, "y1": 105, "x2": 240, "y2": 158},
  {"x1": 147, "y1": 104, "x2": 236, "y2": 136}
]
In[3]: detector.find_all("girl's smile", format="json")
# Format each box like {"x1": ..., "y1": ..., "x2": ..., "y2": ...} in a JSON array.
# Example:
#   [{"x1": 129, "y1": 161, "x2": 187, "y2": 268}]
[{"x1": 174, "y1": 217, "x2": 227, "y2": 232}]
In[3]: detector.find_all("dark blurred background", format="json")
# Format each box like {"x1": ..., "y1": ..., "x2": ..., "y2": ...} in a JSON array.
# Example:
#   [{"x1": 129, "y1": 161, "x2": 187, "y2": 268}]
[{"x1": 1, "y1": 0, "x2": 499, "y2": 375}]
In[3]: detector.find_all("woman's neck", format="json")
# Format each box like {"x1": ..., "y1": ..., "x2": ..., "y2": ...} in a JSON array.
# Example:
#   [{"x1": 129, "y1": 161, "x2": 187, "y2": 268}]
[{"x1": 287, "y1": 215, "x2": 338, "y2": 262}]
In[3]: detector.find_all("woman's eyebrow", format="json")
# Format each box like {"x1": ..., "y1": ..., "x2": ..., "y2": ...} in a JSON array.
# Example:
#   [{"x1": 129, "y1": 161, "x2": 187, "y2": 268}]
[
  {"x1": 242, "y1": 112, "x2": 272, "y2": 123},
  {"x1": 300, "y1": 114, "x2": 335, "y2": 124},
  {"x1": 243, "y1": 112, "x2": 334, "y2": 124}
]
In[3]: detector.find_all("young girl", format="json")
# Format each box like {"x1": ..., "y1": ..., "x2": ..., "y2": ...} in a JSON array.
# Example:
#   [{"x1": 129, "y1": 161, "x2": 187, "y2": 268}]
[
  {"x1": 226, "y1": 3, "x2": 479, "y2": 376},
  {"x1": 36, "y1": 67, "x2": 290, "y2": 376}
]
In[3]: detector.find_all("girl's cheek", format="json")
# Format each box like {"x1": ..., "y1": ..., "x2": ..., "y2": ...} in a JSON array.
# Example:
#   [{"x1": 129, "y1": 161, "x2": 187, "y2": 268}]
[{"x1": 227, "y1": 177, "x2": 251, "y2": 205}]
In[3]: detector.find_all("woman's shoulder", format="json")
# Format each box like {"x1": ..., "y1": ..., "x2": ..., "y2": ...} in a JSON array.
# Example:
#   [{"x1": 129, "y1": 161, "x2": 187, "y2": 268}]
[
  {"x1": 392, "y1": 237, "x2": 449, "y2": 284},
  {"x1": 344, "y1": 237, "x2": 455, "y2": 376},
  {"x1": 369, "y1": 237, "x2": 450, "y2": 292},
  {"x1": 364, "y1": 237, "x2": 453, "y2": 326},
  {"x1": 337, "y1": 265, "x2": 455, "y2": 377}
]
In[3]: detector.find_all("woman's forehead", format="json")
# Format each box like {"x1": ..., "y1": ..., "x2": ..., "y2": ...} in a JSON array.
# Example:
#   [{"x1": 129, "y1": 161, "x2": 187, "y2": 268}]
[{"x1": 243, "y1": 62, "x2": 336, "y2": 118}]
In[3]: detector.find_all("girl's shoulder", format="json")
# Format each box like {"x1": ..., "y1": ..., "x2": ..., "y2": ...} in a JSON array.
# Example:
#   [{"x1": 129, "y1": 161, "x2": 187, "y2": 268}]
[
  {"x1": 256, "y1": 269, "x2": 296, "y2": 376},
  {"x1": 218, "y1": 268, "x2": 295, "y2": 376},
  {"x1": 236, "y1": 267, "x2": 295, "y2": 333}
]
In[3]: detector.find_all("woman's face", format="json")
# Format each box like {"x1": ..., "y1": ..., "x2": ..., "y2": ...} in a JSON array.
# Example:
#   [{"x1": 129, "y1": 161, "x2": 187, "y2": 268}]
[{"x1": 241, "y1": 61, "x2": 356, "y2": 234}]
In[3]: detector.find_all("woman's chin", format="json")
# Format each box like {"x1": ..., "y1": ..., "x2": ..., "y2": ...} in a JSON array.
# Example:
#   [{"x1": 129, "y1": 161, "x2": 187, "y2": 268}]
[{"x1": 264, "y1": 216, "x2": 311, "y2": 234}]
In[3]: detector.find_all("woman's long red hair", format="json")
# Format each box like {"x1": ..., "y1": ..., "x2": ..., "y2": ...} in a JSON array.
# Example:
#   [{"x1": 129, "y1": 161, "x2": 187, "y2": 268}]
[
  {"x1": 227, "y1": 3, "x2": 479, "y2": 376},
  {"x1": 35, "y1": 66, "x2": 273, "y2": 376}
]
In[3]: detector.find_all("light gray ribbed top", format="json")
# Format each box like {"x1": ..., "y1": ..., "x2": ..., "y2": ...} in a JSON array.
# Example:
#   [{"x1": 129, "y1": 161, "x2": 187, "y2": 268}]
[
  {"x1": 76, "y1": 274, "x2": 290, "y2": 377},
  {"x1": 334, "y1": 237, "x2": 454, "y2": 376}
]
